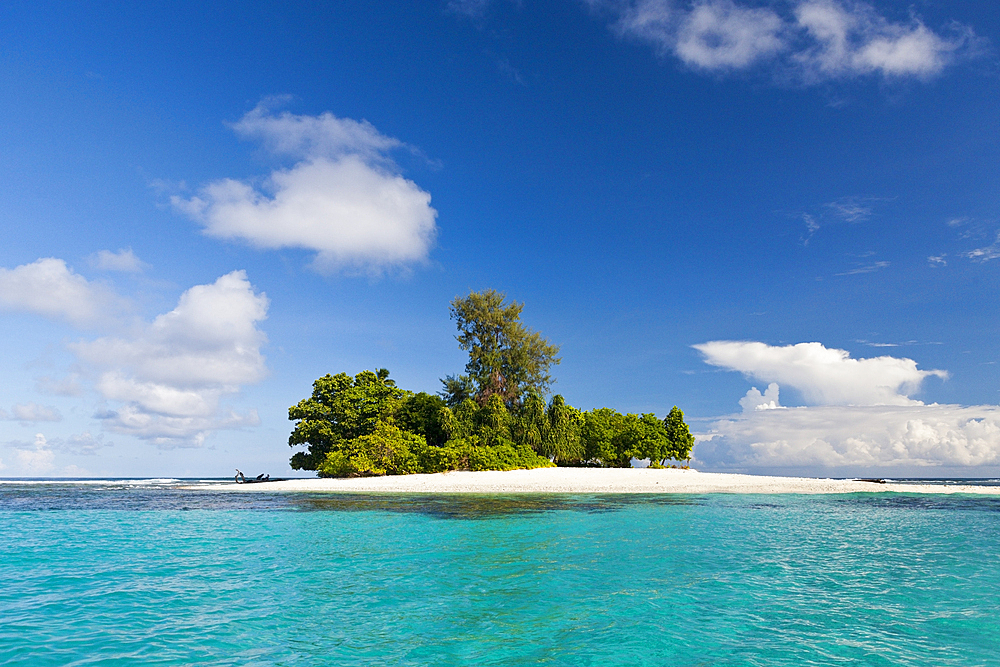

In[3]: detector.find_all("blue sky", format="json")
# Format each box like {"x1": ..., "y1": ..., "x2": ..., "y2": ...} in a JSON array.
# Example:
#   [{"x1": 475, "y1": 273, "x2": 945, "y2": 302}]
[{"x1": 1, "y1": 0, "x2": 998, "y2": 477}]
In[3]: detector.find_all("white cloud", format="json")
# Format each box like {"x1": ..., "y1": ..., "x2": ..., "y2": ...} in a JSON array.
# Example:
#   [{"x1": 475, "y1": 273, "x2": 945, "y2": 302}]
[
  {"x1": 0, "y1": 258, "x2": 125, "y2": 327},
  {"x1": 90, "y1": 248, "x2": 149, "y2": 273},
  {"x1": 616, "y1": 0, "x2": 786, "y2": 68},
  {"x1": 693, "y1": 340, "x2": 947, "y2": 406},
  {"x1": 2, "y1": 432, "x2": 108, "y2": 475},
  {"x1": 173, "y1": 103, "x2": 438, "y2": 273},
  {"x1": 230, "y1": 100, "x2": 404, "y2": 161},
  {"x1": 964, "y1": 232, "x2": 1000, "y2": 262},
  {"x1": 803, "y1": 213, "x2": 820, "y2": 234},
  {"x1": 52, "y1": 432, "x2": 111, "y2": 456},
  {"x1": 793, "y1": 0, "x2": 960, "y2": 79},
  {"x1": 0, "y1": 403, "x2": 62, "y2": 423},
  {"x1": 600, "y1": 0, "x2": 972, "y2": 81},
  {"x1": 14, "y1": 434, "x2": 55, "y2": 475},
  {"x1": 696, "y1": 403, "x2": 1000, "y2": 470},
  {"x1": 691, "y1": 340, "x2": 1000, "y2": 472},
  {"x1": 824, "y1": 197, "x2": 874, "y2": 221},
  {"x1": 70, "y1": 270, "x2": 268, "y2": 445},
  {"x1": 675, "y1": 1, "x2": 786, "y2": 69},
  {"x1": 739, "y1": 382, "x2": 782, "y2": 412}
]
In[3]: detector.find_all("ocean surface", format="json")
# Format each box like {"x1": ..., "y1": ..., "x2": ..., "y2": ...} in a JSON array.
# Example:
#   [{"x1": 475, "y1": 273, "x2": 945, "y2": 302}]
[{"x1": 2, "y1": 479, "x2": 999, "y2": 666}]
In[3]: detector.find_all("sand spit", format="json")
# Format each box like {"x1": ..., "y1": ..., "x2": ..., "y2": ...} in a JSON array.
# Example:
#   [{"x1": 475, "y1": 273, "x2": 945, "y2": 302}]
[{"x1": 215, "y1": 467, "x2": 1000, "y2": 495}]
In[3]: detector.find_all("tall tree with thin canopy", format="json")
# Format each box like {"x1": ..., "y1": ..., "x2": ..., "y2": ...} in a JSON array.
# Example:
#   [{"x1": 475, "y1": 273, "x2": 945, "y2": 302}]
[{"x1": 442, "y1": 289, "x2": 561, "y2": 408}]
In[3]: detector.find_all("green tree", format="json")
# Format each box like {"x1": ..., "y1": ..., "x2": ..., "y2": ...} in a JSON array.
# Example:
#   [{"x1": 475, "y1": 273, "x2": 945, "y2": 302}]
[
  {"x1": 396, "y1": 392, "x2": 448, "y2": 447},
  {"x1": 579, "y1": 409, "x2": 671, "y2": 468},
  {"x1": 288, "y1": 369, "x2": 403, "y2": 471},
  {"x1": 443, "y1": 289, "x2": 561, "y2": 407},
  {"x1": 289, "y1": 367, "x2": 554, "y2": 477},
  {"x1": 476, "y1": 394, "x2": 515, "y2": 447},
  {"x1": 540, "y1": 395, "x2": 584, "y2": 463},
  {"x1": 632, "y1": 413, "x2": 671, "y2": 466},
  {"x1": 663, "y1": 405, "x2": 696, "y2": 465},
  {"x1": 438, "y1": 375, "x2": 475, "y2": 408},
  {"x1": 512, "y1": 391, "x2": 546, "y2": 452},
  {"x1": 581, "y1": 408, "x2": 632, "y2": 467}
]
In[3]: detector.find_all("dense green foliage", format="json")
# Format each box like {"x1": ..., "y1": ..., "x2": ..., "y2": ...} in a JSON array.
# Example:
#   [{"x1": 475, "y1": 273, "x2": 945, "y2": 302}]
[
  {"x1": 442, "y1": 289, "x2": 561, "y2": 407},
  {"x1": 288, "y1": 290, "x2": 695, "y2": 477},
  {"x1": 662, "y1": 406, "x2": 696, "y2": 466},
  {"x1": 289, "y1": 370, "x2": 694, "y2": 476},
  {"x1": 288, "y1": 369, "x2": 402, "y2": 471}
]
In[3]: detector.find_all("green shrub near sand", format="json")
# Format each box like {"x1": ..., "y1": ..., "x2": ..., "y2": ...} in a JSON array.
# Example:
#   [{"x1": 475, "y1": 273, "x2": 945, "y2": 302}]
[{"x1": 289, "y1": 369, "x2": 692, "y2": 478}]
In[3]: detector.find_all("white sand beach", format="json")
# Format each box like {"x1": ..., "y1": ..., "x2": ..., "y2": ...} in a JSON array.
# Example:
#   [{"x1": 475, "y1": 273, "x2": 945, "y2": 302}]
[{"x1": 221, "y1": 467, "x2": 1000, "y2": 495}]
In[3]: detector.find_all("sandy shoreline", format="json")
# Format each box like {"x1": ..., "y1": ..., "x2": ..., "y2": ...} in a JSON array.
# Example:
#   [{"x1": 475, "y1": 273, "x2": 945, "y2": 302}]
[{"x1": 216, "y1": 467, "x2": 1000, "y2": 495}]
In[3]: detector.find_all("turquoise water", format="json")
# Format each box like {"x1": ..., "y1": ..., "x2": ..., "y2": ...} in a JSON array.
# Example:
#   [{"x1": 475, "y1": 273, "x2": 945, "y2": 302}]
[{"x1": 2, "y1": 482, "x2": 999, "y2": 666}]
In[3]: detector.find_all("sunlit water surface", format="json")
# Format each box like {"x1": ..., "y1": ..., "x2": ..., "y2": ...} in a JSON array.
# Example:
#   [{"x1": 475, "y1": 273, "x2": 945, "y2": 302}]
[{"x1": 1, "y1": 479, "x2": 999, "y2": 666}]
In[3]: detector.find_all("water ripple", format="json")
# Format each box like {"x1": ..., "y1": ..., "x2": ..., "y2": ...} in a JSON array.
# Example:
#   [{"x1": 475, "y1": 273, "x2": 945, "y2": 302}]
[{"x1": 1, "y1": 491, "x2": 999, "y2": 665}]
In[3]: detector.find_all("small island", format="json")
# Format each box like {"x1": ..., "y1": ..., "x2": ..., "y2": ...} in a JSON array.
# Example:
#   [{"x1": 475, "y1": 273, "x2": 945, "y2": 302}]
[{"x1": 287, "y1": 289, "x2": 695, "y2": 478}]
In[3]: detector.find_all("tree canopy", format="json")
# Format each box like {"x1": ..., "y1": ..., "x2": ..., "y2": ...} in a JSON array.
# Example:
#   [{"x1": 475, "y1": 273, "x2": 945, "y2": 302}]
[
  {"x1": 663, "y1": 406, "x2": 696, "y2": 464},
  {"x1": 287, "y1": 290, "x2": 696, "y2": 477},
  {"x1": 288, "y1": 369, "x2": 402, "y2": 471},
  {"x1": 289, "y1": 370, "x2": 696, "y2": 476},
  {"x1": 442, "y1": 289, "x2": 560, "y2": 407}
]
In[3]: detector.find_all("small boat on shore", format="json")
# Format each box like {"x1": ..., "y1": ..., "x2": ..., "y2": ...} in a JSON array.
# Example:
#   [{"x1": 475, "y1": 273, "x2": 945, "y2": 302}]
[{"x1": 234, "y1": 469, "x2": 283, "y2": 484}]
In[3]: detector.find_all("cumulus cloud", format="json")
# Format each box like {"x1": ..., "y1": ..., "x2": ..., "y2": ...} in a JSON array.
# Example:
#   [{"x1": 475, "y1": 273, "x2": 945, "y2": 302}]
[
  {"x1": 739, "y1": 382, "x2": 782, "y2": 412},
  {"x1": 173, "y1": 103, "x2": 438, "y2": 273},
  {"x1": 70, "y1": 270, "x2": 268, "y2": 446},
  {"x1": 598, "y1": 0, "x2": 972, "y2": 81},
  {"x1": 691, "y1": 340, "x2": 1000, "y2": 472},
  {"x1": 0, "y1": 258, "x2": 125, "y2": 327},
  {"x1": 694, "y1": 340, "x2": 947, "y2": 406},
  {"x1": 0, "y1": 403, "x2": 62, "y2": 423},
  {"x1": 696, "y1": 403, "x2": 1000, "y2": 470},
  {"x1": 90, "y1": 248, "x2": 149, "y2": 273}
]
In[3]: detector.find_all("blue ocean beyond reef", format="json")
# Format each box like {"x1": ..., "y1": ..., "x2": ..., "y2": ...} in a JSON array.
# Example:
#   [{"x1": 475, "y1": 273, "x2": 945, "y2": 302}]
[{"x1": 2, "y1": 480, "x2": 999, "y2": 666}]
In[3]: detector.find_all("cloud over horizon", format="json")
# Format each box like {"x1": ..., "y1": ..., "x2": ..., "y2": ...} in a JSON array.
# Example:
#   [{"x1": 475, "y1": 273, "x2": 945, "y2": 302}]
[
  {"x1": 71, "y1": 270, "x2": 269, "y2": 446},
  {"x1": 696, "y1": 403, "x2": 1000, "y2": 470},
  {"x1": 593, "y1": 0, "x2": 974, "y2": 82},
  {"x1": 692, "y1": 340, "x2": 1000, "y2": 471},
  {"x1": 173, "y1": 103, "x2": 439, "y2": 273}
]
